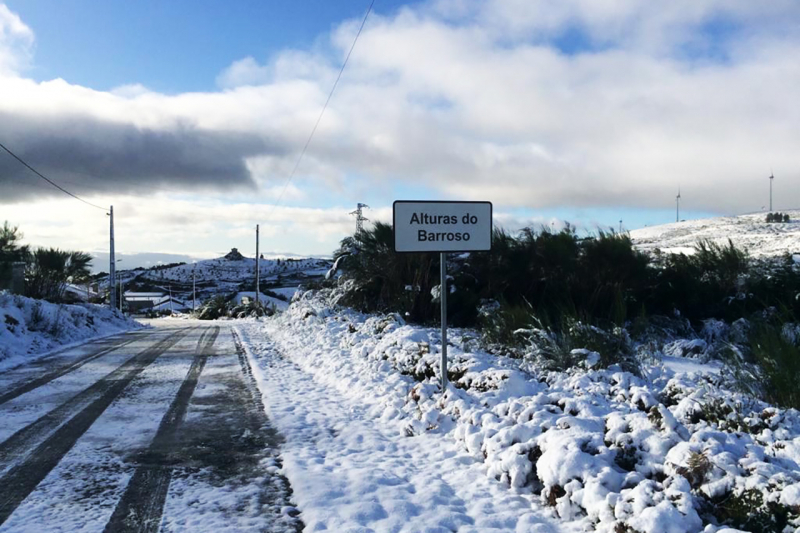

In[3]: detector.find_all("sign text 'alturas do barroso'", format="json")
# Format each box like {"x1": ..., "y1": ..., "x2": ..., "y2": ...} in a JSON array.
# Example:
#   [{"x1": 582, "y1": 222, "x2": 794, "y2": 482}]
[{"x1": 393, "y1": 201, "x2": 492, "y2": 253}]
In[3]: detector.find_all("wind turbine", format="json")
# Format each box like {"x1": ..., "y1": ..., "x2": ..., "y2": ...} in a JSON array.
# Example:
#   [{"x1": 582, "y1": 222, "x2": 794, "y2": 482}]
[
  {"x1": 676, "y1": 188, "x2": 681, "y2": 223},
  {"x1": 769, "y1": 172, "x2": 774, "y2": 212}
]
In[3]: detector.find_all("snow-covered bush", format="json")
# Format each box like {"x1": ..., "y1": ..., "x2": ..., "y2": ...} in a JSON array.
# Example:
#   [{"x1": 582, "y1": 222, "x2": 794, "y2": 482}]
[
  {"x1": 253, "y1": 290, "x2": 800, "y2": 533},
  {"x1": 196, "y1": 295, "x2": 231, "y2": 320},
  {"x1": 196, "y1": 293, "x2": 277, "y2": 320},
  {"x1": 228, "y1": 299, "x2": 276, "y2": 319}
]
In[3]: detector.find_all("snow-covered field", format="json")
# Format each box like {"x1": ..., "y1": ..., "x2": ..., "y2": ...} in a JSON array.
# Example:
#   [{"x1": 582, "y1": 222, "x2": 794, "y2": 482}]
[
  {"x1": 239, "y1": 290, "x2": 800, "y2": 533},
  {"x1": 0, "y1": 292, "x2": 143, "y2": 372},
  {"x1": 631, "y1": 211, "x2": 800, "y2": 258}
]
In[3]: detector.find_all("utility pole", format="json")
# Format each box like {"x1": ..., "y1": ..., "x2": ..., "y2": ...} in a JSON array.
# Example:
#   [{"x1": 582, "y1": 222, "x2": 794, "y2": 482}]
[
  {"x1": 192, "y1": 263, "x2": 196, "y2": 312},
  {"x1": 350, "y1": 203, "x2": 369, "y2": 239},
  {"x1": 770, "y1": 173, "x2": 774, "y2": 212},
  {"x1": 169, "y1": 284, "x2": 173, "y2": 314},
  {"x1": 676, "y1": 189, "x2": 681, "y2": 223},
  {"x1": 108, "y1": 206, "x2": 116, "y2": 310},
  {"x1": 255, "y1": 224, "x2": 260, "y2": 305}
]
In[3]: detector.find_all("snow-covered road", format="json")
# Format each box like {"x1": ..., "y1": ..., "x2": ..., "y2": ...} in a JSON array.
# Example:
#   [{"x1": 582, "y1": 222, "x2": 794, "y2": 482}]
[{"x1": 0, "y1": 321, "x2": 300, "y2": 532}]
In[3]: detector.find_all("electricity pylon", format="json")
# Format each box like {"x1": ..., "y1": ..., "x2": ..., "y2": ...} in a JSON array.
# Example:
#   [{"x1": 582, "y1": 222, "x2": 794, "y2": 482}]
[{"x1": 350, "y1": 203, "x2": 369, "y2": 238}]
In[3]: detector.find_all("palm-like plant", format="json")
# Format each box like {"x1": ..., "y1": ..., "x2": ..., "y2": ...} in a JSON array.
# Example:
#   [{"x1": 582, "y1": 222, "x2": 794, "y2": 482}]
[
  {"x1": 25, "y1": 248, "x2": 93, "y2": 302},
  {"x1": 335, "y1": 222, "x2": 438, "y2": 322}
]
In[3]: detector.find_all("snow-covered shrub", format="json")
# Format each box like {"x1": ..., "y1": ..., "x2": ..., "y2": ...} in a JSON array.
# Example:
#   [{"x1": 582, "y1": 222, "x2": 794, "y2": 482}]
[
  {"x1": 477, "y1": 300, "x2": 534, "y2": 356},
  {"x1": 512, "y1": 318, "x2": 637, "y2": 373},
  {"x1": 251, "y1": 289, "x2": 800, "y2": 533},
  {"x1": 229, "y1": 299, "x2": 276, "y2": 319},
  {"x1": 196, "y1": 295, "x2": 232, "y2": 320}
]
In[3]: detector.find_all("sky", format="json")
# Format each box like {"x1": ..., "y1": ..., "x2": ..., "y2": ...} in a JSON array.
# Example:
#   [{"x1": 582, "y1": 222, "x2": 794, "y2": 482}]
[{"x1": 0, "y1": 0, "x2": 798, "y2": 270}]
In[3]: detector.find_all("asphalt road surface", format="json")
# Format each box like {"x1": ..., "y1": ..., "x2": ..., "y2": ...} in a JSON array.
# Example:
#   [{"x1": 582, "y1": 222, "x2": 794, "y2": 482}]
[{"x1": 0, "y1": 322, "x2": 301, "y2": 532}]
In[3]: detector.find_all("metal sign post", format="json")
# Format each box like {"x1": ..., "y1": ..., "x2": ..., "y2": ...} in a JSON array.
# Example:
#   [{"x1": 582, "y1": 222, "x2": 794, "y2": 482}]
[
  {"x1": 440, "y1": 252, "x2": 448, "y2": 391},
  {"x1": 393, "y1": 201, "x2": 492, "y2": 392}
]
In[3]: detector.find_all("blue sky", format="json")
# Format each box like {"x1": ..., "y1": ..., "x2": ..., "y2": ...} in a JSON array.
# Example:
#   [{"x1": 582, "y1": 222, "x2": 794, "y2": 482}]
[
  {"x1": 0, "y1": 0, "x2": 797, "y2": 266},
  {"x1": 5, "y1": 0, "x2": 418, "y2": 93}
]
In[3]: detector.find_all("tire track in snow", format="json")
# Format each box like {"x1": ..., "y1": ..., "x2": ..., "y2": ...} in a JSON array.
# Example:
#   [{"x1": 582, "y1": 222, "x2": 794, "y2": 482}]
[
  {"x1": 0, "y1": 335, "x2": 141, "y2": 406},
  {"x1": 103, "y1": 326, "x2": 218, "y2": 533},
  {"x1": 0, "y1": 327, "x2": 194, "y2": 526},
  {"x1": 154, "y1": 329, "x2": 301, "y2": 533},
  {"x1": 0, "y1": 328, "x2": 190, "y2": 471}
]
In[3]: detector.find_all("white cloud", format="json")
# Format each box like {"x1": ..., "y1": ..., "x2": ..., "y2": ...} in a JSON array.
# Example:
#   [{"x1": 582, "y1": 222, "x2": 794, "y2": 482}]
[
  {"x1": 109, "y1": 83, "x2": 153, "y2": 98},
  {"x1": 0, "y1": 4, "x2": 33, "y2": 74},
  {"x1": 0, "y1": 194, "x2": 359, "y2": 256},
  {"x1": 216, "y1": 56, "x2": 271, "y2": 89},
  {"x1": 1, "y1": 1, "x2": 799, "y2": 255}
]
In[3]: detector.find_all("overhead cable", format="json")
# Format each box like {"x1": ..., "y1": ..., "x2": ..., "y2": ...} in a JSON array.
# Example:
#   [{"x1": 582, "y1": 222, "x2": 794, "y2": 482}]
[
  {"x1": 0, "y1": 141, "x2": 107, "y2": 211},
  {"x1": 267, "y1": 0, "x2": 376, "y2": 219}
]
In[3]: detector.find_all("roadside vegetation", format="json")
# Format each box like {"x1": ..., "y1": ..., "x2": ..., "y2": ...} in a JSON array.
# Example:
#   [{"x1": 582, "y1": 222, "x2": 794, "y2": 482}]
[
  {"x1": 194, "y1": 293, "x2": 277, "y2": 320},
  {"x1": 330, "y1": 222, "x2": 800, "y2": 409},
  {"x1": 1, "y1": 221, "x2": 93, "y2": 303}
]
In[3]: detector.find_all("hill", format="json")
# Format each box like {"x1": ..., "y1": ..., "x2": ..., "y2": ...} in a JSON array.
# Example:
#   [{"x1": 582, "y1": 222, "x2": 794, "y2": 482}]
[
  {"x1": 630, "y1": 210, "x2": 800, "y2": 258},
  {"x1": 99, "y1": 252, "x2": 332, "y2": 310}
]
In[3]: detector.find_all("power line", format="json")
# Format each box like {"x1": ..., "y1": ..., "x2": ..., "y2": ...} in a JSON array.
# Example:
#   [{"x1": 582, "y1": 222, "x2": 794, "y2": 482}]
[
  {"x1": 267, "y1": 0, "x2": 375, "y2": 220},
  {"x1": 0, "y1": 141, "x2": 107, "y2": 211}
]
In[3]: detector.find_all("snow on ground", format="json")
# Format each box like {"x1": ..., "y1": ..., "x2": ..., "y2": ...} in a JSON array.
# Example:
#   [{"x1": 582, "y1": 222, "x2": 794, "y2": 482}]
[
  {"x1": 660, "y1": 355, "x2": 722, "y2": 376},
  {"x1": 631, "y1": 211, "x2": 800, "y2": 258},
  {"x1": 240, "y1": 290, "x2": 800, "y2": 533},
  {"x1": 0, "y1": 330, "x2": 200, "y2": 531},
  {"x1": 0, "y1": 292, "x2": 143, "y2": 372},
  {"x1": 237, "y1": 325, "x2": 569, "y2": 533},
  {"x1": 0, "y1": 323, "x2": 300, "y2": 532}
]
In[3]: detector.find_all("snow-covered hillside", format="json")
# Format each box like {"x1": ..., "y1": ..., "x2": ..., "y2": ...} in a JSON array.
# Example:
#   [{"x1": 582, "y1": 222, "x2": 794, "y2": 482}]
[
  {"x1": 138, "y1": 256, "x2": 329, "y2": 286},
  {"x1": 631, "y1": 210, "x2": 800, "y2": 258},
  {"x1": 102, "y1": 253, "x2": 331, "y2": 306}
]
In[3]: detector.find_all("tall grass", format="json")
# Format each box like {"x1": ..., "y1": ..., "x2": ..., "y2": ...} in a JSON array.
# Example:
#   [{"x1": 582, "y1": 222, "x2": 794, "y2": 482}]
[{"x1": 748, "y1": 321, "x2": 800, "y2": 410}]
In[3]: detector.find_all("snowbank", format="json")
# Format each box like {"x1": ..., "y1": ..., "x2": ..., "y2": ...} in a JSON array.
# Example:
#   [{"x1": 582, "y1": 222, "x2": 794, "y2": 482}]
[
  {"x1": 0, "y1": 292, "x2": 144, "y2": 372},
  {"x1": 244, "y1": 289, "x2": 800, "y2": 533}
]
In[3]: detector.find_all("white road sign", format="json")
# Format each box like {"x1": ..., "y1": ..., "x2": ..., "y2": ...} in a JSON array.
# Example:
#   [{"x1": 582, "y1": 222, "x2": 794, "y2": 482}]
[{"x1": 393, "y1": 201, "x2": 492, "y2": 252}]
